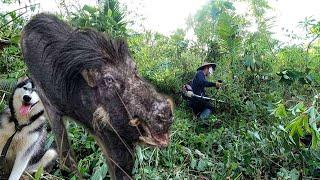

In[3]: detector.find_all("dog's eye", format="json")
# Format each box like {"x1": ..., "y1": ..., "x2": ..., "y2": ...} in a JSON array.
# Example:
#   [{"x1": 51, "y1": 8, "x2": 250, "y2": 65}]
[{"x1": 23, "y1": 87, "x2": 28, "y2": 90}]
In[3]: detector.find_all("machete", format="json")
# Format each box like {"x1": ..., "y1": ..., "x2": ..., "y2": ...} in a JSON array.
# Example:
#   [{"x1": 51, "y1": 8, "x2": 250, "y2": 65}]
[{"x1": 185, "y1": 91, "x2": 225, "y2": 103}]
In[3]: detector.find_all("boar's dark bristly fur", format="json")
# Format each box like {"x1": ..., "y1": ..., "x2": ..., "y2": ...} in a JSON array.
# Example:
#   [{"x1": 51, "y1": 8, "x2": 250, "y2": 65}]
[
  {"x1": 21, "y1": 13, "x2": 173, "y2": 180},
  {"x1": 54, "y1": 29, "x2": 129, "y2": 99}
]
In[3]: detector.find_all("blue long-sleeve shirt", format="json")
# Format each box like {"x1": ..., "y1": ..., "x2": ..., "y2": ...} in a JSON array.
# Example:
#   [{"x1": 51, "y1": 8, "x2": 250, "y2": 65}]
[{"x1": 191, "y1": 70, "x2": 216, "y2": 96}]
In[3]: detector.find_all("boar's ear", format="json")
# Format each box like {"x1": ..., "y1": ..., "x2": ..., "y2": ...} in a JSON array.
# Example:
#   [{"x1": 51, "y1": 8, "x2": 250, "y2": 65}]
[{"x1": 81, "y1": 69, "x2": 97, "y2": 87}]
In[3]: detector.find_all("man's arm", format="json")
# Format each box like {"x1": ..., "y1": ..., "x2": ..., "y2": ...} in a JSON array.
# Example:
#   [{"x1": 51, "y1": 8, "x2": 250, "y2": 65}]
[{"x1": 197, "y1": 71, "x2": 216, "y2": 87}]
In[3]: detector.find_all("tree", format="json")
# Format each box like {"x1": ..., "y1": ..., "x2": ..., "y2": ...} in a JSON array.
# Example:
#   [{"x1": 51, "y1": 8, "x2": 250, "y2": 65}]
[{"x1": 70, "y1": 0, "x2": 127, "y2": 37}]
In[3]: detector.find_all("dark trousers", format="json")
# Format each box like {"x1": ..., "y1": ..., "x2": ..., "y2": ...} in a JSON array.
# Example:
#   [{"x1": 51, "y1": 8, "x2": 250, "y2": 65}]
[{"x1": 188, "y1": 97, "x2": 214, "y2": 119}]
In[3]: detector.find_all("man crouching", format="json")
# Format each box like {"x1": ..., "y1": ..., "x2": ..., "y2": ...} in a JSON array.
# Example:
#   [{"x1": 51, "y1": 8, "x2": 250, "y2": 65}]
[{"x1": 189, "y1": 62, "x2": 222, "y2": 120}]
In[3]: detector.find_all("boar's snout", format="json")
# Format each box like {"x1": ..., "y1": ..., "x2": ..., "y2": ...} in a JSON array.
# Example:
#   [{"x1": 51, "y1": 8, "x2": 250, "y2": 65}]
[
  {"x1": 132, "y1": 97, "x2": 174, "y2": 147},
  {"x1": 119, "y1": 63, "x2": 174, "y2": 147},
  {"x1": 148, "y1": 100, "x2": 173, "y2": 146}
]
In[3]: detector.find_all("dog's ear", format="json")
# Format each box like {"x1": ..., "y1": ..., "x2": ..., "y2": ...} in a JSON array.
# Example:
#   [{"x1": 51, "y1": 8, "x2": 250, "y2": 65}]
[
  {"x1": 81, "y1": 69, "x2": 98, "y2": 87},
  {"x1": 17, "y1": 76, "x2": 29, "y2": 84}
]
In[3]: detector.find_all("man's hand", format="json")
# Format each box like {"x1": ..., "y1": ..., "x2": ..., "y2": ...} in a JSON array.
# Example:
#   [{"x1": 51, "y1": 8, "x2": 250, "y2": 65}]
[{"x1": 215, "y1": 80, "x2": 223, "y2": 89}]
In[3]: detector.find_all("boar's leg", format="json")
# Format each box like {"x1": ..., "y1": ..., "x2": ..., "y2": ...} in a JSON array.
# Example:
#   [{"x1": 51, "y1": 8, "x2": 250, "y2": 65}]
[
  {"x1": 43, "y1": 104, "x2": 81, "y2": 178},
  {"x1": 93, "y1": 129, "x2": 134, "y2": 180},
  {"x1": 92, "y1": 107, "x2": 134, "y2": 179},
  {"x1": 106, "y1": 131, "x2": 134, "y2": 180},
  {"x1": 30, "y1": 77, "x2": 81, "y2": 178}
]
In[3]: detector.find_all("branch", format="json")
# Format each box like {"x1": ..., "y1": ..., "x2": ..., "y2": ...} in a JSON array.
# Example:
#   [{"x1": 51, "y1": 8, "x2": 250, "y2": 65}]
[
  {"x1": 306, "y1": 34, "x2": 320, "y2": 54},
  {"x1": 0, "y1": 11, "x2": 27, "y2": 31},
  {"x1": 0, "y1": 3, "x2": 40, "y2": 18}
]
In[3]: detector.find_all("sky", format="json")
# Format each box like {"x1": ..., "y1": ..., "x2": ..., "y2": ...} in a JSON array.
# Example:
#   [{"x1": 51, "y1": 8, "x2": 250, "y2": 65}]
[
  {"x1": 118, "y1": 0, "x2": 208, "y2": 34},
  {"x1": 258, "y1": 0, "x2": 320, "y2": 44},
  {"x1": 2, "y1": 0, "x2": 320, "y2": 44},
  {"x1": 118, "y1": 0, "x2": 320, "y2": 44}
]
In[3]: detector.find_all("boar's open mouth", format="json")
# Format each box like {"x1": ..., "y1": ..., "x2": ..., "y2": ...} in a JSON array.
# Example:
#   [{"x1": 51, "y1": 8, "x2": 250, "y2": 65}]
[
  {"x1": 139, "y1": 124, "x2": 169, "y2": 147},
  {"x1": 130, "y1": 118, "x2": 169, "y2": 147}
]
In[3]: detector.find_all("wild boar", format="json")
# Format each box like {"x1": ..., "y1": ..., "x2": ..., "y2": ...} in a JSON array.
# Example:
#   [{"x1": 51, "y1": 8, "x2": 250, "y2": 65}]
[{"x1": 20, "y1": 13, "x2": 173, "y2": 179}]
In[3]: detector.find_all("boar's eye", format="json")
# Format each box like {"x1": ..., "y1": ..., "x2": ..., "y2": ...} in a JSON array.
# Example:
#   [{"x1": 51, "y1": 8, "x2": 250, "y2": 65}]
[{"x1": 104, "y1": 75, "x2": 114, "y2": 84}]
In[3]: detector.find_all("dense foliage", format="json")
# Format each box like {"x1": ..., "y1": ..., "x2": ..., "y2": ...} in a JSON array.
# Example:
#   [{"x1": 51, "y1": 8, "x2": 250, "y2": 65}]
[{"x1": 0, "y1": 0, "x2": 319, "y2": 179}]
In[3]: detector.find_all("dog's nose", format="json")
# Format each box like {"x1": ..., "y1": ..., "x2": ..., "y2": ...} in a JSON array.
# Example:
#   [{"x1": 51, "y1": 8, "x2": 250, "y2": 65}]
[{"x1": 23, "y1": 95, "x2": 31, "y2": 103}]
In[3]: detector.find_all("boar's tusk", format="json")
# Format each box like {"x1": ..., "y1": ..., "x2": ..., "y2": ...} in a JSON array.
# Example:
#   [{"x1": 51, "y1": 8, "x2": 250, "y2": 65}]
[
  {"x1": 139, "y1": 136, "x2": 158, "y2": 146},
  {"x1": 129, "y1": 118, "x2": 140, "y2": 126}
]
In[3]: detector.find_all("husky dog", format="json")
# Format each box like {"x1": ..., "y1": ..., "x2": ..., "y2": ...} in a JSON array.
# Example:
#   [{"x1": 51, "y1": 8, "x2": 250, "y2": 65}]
[{"x1": 0, "y1": 78, "x2": 57, "y2": 180}]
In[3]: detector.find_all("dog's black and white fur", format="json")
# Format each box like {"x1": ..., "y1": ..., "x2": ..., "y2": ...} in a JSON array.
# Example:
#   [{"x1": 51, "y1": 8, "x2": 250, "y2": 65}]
[{"x1": 0, "y1": 78, "x2": 57, "y2": 180}]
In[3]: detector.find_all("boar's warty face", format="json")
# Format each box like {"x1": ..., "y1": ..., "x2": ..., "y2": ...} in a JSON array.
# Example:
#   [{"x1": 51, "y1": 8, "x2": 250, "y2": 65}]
[{"x1": 83, "y1": 55, "x2": 174, "y2": 147}]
